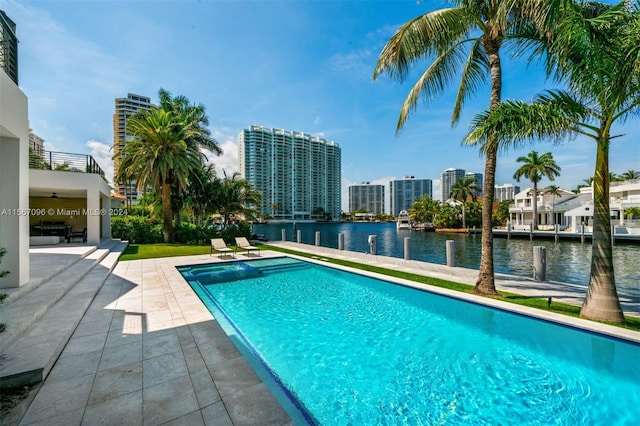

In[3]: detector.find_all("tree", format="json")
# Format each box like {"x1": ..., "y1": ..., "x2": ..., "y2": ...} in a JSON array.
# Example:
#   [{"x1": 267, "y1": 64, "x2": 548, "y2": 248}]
[
  {"x1": 216, "y1": 171, "x2": 263, "y2": 228},
  {"x1": 543, "y1": 185, "x2": 562, "y2": 225},
  {"x1": 184, "y1": 164, "x2": 221, "y2": 242},
  {"x1": 114, "y1": 106, "x2": 206, "y2": 243},
  {"x1": 620, "y1": 170, "x2": 640, "y2": 181},
  {"x1": 465, "y1": 1, "x2": 639, "y2": 322},
  {"x1": 513, "y1": 151, "x2": 561, "y2": 230},
  {"x1": 409, "y1": 195, "x2": 441, "y2": 224},
  {"x1": 450, "y1": 176, "x2": 481, "y2": 228},
  {"x1": 373, "y1": 0, "x2": 546, "y2": 296}
]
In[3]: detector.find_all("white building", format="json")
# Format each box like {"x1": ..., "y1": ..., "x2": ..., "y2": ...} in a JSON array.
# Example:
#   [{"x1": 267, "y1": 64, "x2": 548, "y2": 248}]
[
  {"x1": 349, "y1": 182, "x2": 385, "y2": 215},
  {"x1": 0, "y1": 42, "x2": 29, "y2": 287},
  {"x1": 390, "y1": 176, "x2": 432, "y2": 216},
  {"x1": 508, "y1": 181, "x2": 640, "y2": 233},
  {"x1": 238, "y1": 125, "x2": 341, "y2": 221},
  {"x1": 0, "y1": 11, "x2": 112, "y2": 288},
  {"x1": 495, "y1": 183, "x2": 521, "y2": 202},
  {"x1": 440, "y1": 168, "x2": 465, "y2": 203}
]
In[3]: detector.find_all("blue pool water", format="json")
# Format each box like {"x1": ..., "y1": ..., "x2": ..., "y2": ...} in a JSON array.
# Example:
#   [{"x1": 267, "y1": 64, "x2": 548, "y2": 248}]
[{"x1": 178, "y1": 258, "x2": 640, "y2": 425}]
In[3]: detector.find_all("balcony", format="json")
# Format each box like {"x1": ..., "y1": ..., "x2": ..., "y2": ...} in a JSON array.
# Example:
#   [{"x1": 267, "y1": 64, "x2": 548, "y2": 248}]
[{"x1": 29, "y1": 150, "x2": 105, "y2": 179}]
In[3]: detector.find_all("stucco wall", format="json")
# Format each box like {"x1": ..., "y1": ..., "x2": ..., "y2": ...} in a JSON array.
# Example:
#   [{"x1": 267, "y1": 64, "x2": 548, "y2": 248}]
[{"x1": 0, "y1": 70, "x2": 30, "y2": 288}]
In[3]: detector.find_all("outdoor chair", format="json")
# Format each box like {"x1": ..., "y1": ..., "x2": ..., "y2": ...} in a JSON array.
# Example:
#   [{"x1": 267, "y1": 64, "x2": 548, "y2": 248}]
[
  {"x1": 210, "y1": 238, "x2": 234, "y2": 258},
  {"x1": 234, "y1": 237, "x2": 260, "y2": 256},
  {"x1": 68, "y1": 228, "x2": 87, "y2": 243}
]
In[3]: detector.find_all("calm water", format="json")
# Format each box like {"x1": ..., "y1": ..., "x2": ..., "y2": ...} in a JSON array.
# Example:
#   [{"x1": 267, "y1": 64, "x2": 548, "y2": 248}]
[
  {"x1": 253, "y1": 222, "x2": 640, "y2": 298},
  {"x1": 181, "y1": 257, "x2": 640, "y2": 425}
]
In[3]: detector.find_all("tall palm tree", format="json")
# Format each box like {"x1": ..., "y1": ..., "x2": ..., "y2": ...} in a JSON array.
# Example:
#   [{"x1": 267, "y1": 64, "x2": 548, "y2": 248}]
[
  {"x1": 115, "y1": 107, "x2": 206, "y2": 243},
  {"x1": 465, "y1": 1, "x2": 639, "y2": 323},
  {"x1": 543, "y1": 184, "x2": 562, "y2": 226},
  {"x1": 513, "y1": 151, "x2": 561, "y2": 230},
  {"x1": 373, "y1": 0, "x2": 548, "y2": 296},
  {"x1": 158, "y1": 89, "x2": 222, "y2": 226}
]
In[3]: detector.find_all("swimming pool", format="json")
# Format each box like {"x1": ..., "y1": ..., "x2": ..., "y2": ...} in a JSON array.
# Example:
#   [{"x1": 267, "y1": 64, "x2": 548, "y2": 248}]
[{"x1": 178, "y1": 257, "x2": 640, "y2": 425}]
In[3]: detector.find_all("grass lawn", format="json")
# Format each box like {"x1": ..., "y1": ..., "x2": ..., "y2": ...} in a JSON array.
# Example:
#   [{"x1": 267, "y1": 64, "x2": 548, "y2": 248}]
[
  {"x1": 118, "y1": 243, "x2": 640, "y2": 332},
  {"x1": 120, "y1": 243, "x2": 212, "y2": 260}
]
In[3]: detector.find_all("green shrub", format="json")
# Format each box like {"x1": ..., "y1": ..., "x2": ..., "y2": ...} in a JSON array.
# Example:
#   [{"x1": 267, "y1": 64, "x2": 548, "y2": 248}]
[
  {"x1": 219, "y1": 222, "x2": 252, "y2": 245},
  {"x1": 111, "y1": 216, "x2": 163, "y2": 243}
]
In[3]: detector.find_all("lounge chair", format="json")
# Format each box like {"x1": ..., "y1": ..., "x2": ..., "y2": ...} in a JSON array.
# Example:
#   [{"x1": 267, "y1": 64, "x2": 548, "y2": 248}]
[
  {"x1": 234, "y1": 237, "x2": 260, "y2": 256},
  {"x1": 210, "y1": 238, "x2": 234, "y2": 258}
]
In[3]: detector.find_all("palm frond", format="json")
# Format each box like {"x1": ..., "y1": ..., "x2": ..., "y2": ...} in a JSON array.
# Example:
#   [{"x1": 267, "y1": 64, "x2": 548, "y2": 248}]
[{"x1": 373, "y1": 7, "x2": 473, "y2": 81}]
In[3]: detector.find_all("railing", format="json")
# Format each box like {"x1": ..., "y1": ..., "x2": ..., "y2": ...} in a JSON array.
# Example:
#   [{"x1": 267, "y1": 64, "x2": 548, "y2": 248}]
[{"x1": 29, "y1": 150, "x2": 105, "y2": 179}]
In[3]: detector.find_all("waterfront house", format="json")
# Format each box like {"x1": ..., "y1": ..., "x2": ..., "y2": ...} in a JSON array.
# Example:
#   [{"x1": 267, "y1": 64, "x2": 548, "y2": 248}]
[{"x1": 508, "y1": 181, "x2": 640, "y2": 234}]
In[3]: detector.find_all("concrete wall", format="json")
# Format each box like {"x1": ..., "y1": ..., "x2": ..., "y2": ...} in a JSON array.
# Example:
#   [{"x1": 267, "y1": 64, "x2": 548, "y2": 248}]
[{"x1": 0, "y1": 71, "x2": 30, "y2": 288}]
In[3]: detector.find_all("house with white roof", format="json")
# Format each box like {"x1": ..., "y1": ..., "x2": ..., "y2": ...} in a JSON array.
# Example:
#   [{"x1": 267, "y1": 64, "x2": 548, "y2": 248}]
[{"x1": 509, "y1": 181, "x2": 640, "y2": 234}]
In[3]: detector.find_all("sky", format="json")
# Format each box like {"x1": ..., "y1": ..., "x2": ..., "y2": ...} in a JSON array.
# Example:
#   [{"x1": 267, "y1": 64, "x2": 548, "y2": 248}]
[{"x1": 4, "y1": 0, "x2": 639, "y2": 211}]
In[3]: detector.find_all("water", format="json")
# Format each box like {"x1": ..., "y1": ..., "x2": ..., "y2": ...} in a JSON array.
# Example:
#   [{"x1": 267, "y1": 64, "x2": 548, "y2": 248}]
[
  {"x1": 181, "y1": 257, "x2": 640, "y2": 425},
  {"x1": 253, "y1": 222, "x2": 640, "y2": 298}
]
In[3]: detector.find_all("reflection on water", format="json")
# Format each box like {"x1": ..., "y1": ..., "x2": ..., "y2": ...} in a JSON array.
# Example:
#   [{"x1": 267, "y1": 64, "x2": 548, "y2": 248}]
[{"x1": 254, "y1": 222, "x2": 640, "y2": 297}]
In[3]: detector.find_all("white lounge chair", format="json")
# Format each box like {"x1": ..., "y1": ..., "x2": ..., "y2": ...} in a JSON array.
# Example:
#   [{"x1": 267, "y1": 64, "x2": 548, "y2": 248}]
[
  {"x1": 235, "y1": 237, "x2": 260, "y2": 256},
  {"x1": 210, "y1": 238, "x2": 234, "y2": 258}
]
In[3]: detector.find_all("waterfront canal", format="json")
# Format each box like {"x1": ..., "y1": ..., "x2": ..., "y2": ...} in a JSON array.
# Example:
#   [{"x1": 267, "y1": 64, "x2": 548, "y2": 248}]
[{"x1": 253, "y1": 222, "x2": 640, "y2": 298}]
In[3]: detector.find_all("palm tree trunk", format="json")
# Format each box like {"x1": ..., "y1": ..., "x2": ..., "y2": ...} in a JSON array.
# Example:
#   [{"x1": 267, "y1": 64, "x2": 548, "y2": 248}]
[
  {"x1": 475, "y1": 144, "x2": 498, "y2": 296},
  {"x1": 474, "y1": 37, "x2": 501, "y2": 296},
  {"x1": 532, "y1": 183, "x2": 538, "y2": 230},
  {"x1": 162, "y1": 181, "x2": 174, "y2": 243},
  {"x1": 580, "y1": 140, "x2": 624, "y2": 323}
]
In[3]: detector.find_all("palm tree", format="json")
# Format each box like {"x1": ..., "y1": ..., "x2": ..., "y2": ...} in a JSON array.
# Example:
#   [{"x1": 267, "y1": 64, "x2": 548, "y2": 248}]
[
  {"x1": 158, "y1": 89, "x2": 222, "y2": 227},
  {"x1": 543, "y1": 185, "x2": 562, "y2": 226},
  {"x1": 184, "y1": 164, "x2": 221, "y2": 240},
  {"x1": 513, "y1": 151, "x2": 561, "y2": 230},
  {"x1": 619, "y1": 170, "x2": 640, "y2": 181},
  {"x1": 373, "y1": 0, "x2": 548, "y2": 296},
  {"x1": 450, "y1": 176, "x2": 481, "y2": 228},
  {"x1": 114, "y1": 107, "x2": 206, "y2": 243},
  {"x1": 465, "y1": 1, "x2": 639, "y2": 322},
  {"x1": 216, "y1": 171, "x2": 263, "y2": 228}
]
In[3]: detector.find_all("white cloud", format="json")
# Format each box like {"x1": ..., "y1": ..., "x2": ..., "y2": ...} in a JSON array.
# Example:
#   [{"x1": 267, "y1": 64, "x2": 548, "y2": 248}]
[
  {"x1": 206, "y1": 127, "x2": 240, "y2": 177},
  {"x1": 314, "y1": 115, "x2": 321, "y2": 125},
  {"x1": 86, "y1": 140, "x2": 114, "y2": 185}
]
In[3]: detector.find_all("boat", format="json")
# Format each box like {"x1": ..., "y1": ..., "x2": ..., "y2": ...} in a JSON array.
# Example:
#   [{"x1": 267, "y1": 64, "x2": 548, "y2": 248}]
[{"x1": 396, "y1": 210, "x2": 411, "y2": 230}]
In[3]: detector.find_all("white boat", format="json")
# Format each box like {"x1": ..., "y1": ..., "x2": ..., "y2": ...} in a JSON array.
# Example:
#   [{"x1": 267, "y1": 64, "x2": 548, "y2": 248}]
[{"x1": 396, "y1": 210, "x2": 411, "y2": 230}]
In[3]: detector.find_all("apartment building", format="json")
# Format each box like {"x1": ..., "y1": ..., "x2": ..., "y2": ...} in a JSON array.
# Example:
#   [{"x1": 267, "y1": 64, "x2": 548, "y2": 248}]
[
  {"x1": 390, "y1": 176, "x2": 432, "y2": 216},
  {"x1": 349, "y1": 182, "x2": 385, "y2": 215},
  {"x1": 238, "y1": 125, "x2": 341, "y2": 221},
  {"x1": 112, "y1": 93, "x2": 153, "y2": 204}
]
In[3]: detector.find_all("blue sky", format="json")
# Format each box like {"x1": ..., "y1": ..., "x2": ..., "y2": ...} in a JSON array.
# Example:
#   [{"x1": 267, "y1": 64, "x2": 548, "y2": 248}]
[{"x1": 4, "y1": 0, "x2": 638, "y2": 210}]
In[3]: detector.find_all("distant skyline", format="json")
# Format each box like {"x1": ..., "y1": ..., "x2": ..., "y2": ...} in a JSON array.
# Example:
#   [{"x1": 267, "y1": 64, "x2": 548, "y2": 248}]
[{"x1": 5, "y1": 0, "x2": 638, "y2": 211}]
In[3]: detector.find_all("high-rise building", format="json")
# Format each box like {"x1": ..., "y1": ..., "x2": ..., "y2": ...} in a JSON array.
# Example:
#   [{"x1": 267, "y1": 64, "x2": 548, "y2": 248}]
[
  {"x1": 29, "y1": 130, "x2": 44, "y2": 156},
  {"x1": 0, "y1": 10, "x2": 18, "y2": 85},
  {"x1": 390, "y1": 176, "x2": 432, "y2": 216},
  {"x1": 465, "y1": 172, "x2": 483, "y2": 197},
  {"x1": 440, "y1": 168, "x2": 466, "y2": 203},
  {"x1": 113, "y1": 93, "x2": 153, "y2": 204},
  {"x1": 495, "y1": 183, "x2": 521, "y2": 202},
  {"x1": 349, "y1": 182, "x2": 385, "y2": 215},
  {"x1": 238, "y1": 125, "x2": 341, "y2": 221}
]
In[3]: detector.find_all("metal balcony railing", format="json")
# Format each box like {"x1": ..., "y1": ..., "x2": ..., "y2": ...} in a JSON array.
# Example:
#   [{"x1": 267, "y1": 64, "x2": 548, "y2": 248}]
[{"x1": 29, "y1": 150, "x2": 105, "y2": 179}]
